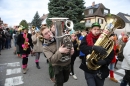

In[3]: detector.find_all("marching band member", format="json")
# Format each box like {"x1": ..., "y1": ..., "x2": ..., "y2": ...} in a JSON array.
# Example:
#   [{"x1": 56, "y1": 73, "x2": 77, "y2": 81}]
[
  {"x1": 79, "y1": 22, "x2": 114, "y2": 86},
  {"x1": 32, "y1": 27, "x2": 43, "y2": 69},
  {"x1": 16, "y1": 26, "x2": 23, "y2": 58},
  {"x1": 17, "y1": 27, "x2": 33, "y2": 74},
  {"x1": 41, "y1": 26, "x2": 74, "y2": 86},
  {"x1": 46, "y1": 24, "x2": 55, "y2": 82},
  {"x1": 48, "y1": 24, "x2": 56, "y2": 82},
  {"x1": 70, "y1": 33, "x2": 79, "y2": 80},
  {"x1": 79, "y1": 31, "x2": 87, "y2": 62}
]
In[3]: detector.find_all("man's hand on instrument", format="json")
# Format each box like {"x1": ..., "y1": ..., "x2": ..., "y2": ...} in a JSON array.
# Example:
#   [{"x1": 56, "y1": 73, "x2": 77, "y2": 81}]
[
  {"x1": 92, "y1": 45, "x2": 107, "y2": 55},
  {"x1": 59, "y1": 45, "x2": 70, "y2": 54},
  {"x1": 70, "y1": 47, "x2": 74, "y2": 55}
]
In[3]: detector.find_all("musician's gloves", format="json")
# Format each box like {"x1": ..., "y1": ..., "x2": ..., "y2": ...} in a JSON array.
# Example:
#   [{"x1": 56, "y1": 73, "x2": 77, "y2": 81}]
[
  {"x1": 92, "y1": 46, "x2": 107, "y2": 55},
  {"x1": 96, "y1": 60, "x2": 106, "y2": 65},
  {"x1": 93, "y1": 59, "x2": 106, "y2": 65}
]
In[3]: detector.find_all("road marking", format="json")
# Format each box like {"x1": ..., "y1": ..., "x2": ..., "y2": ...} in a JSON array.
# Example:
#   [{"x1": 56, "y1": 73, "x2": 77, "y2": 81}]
[
  {"x1": 7, "y1": 62, "x2": 20, "y2": 67},
  {"x1": 109, "y1": 73, "x2": 122, "y2": 83},
  {"x1": 116, "y1": 69, "x2": 125, "y2": 75},
  {"x1": 114, "y1": 73, "x2": 123, "y2": 83},
  {"x1": 0, "y1": 63, "x2": 7, "y2": 66},
  {"x1": 6, "y1": 68, "x2": 21, "y2": 75},
  {"x1": 4, "y1": 76, "x2": 24, "y2": 86}
]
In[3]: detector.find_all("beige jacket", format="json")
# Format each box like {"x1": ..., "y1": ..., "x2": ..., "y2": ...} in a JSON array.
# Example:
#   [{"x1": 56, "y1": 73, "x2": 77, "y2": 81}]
[
  {"x1": 43, "y1": 41, "x2": 71, "y2": 66},
  {"x1": 32, "y1": 34, "x2": 43, "y2": 52}
]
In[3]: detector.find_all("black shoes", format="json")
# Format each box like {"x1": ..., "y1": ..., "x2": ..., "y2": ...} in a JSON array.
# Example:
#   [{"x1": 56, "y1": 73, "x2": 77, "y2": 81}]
[
  {"x1": 46, "y1": 59, "x2": 49, "y2": 63},
  {"x1": 36, "y1": 62, "x2": 40, "y2": 69},
  {"x1": 36, "y1": 65, "x2": 40, "y2": 69}
]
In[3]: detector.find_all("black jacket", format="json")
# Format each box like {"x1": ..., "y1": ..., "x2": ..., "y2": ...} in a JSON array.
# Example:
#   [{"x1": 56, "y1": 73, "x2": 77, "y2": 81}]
[
  {"x1": 71, "y1": 40, "x2": 79, "y2": 57},
  {"x1": 79, "y1": 36, "x2": 114, "y2": 74},
  {"x1": 17, "y1": 33, "x2": 33, "y2": 54}
]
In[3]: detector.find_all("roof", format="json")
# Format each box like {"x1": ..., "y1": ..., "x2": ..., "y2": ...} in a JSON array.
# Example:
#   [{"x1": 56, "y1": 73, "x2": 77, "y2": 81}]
[
  {"x1": 84, "y1": 3, "x2": 110, "y2": 17},
  {"x1": 117, "y1": 12, "x2": 130, "y2": 23},
  {"x1": 86, "y1": 4, "x2": 100, "y2": 9},
  {"x1": 42, "y1": 17, "x2": 47, "y2": 24},
  {"x1": 40, "y1": 14, "x2": 48, "y2": 25},
  {"x1": 40, "y1": 14, "x2": 48, "y2": 21}
]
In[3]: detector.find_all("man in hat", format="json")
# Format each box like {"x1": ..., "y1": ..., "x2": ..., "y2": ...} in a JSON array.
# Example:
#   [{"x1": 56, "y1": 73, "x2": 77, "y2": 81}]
[
  {"x1": 17, "y1": 26, "x2": 33, "y2": 74},
  {"x1": 79, "y1": 22, "x2": 114, "y2": 86}
]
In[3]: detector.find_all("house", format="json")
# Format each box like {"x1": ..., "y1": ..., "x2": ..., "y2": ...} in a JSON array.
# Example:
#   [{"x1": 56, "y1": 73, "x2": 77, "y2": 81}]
[
  {"x1": 41, "y1": 14, "x2": 48, "y2": 26},
  {"x1": 84, "y1": 2, "x2": 110, "y2": 29},
  {"x1": 114, "y1": 12, "x2": 130, "y2": 36}
]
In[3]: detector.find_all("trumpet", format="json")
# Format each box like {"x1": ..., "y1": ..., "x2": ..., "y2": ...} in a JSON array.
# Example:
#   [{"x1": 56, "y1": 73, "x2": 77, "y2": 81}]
[
  {"x1": 76, "y1": 38, "x2": 80, "y2": 50},
  {"x1": 36, "y1": 32, "x2": 44, "y2": 42},
  {"x1": 38, "y1": 35, "x2": 44, "y2": 42}
]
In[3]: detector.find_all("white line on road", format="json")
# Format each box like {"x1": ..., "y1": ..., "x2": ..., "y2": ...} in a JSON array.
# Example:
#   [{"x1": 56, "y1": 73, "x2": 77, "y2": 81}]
[
  {"x1": 6, "y1": 68, "x2": 21, "y2": 75},
  {"x1": 7, "y1": 62, "x2": 20, "y2": 67},
  {"x1": 0, "y1": 63, "x2": 7, "y2": 66},
  {"x1": 116, "y1": 69, "x2": 125, "y2": 75},
  {"x1": 4, "y1": 76, "x2": 24, "y2": 86},
  {"x1": 114, "y1": 73, "x2": 123, "y2": 83},
  {"x1": 109, "y1": 73, "x2": 123, "y2": 83}
]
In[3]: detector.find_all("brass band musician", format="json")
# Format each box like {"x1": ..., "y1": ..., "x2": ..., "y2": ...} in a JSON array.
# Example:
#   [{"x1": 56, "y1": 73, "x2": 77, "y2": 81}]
[
  {"x1": 79, "y1": 22, "x2": 114, "y2": 86},
  {"x1": 42, "y1": 25, "x2": 74, "y2": 86},
  {"x1": 31, "y1": 27, "x2": 43, "y2": 69}
]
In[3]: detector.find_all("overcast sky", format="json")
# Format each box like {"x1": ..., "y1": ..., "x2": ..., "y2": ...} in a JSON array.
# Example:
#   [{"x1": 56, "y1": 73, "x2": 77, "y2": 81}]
[{"x1": 0, "y1": 0, "x2": 130, "y2": 26}]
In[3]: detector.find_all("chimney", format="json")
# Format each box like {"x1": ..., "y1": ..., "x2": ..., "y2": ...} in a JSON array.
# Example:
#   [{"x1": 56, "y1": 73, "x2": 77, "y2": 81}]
[{"x1": 92, "y1": 1, "x2": 95, "y2": 6}]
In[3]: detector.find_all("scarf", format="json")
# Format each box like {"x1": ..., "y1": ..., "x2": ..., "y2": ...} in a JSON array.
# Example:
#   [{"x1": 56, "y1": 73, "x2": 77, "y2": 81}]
[
  {"x1": 86, "y1": 32, "x2": 100, "y2": 46},
  {"x1": 43, "y1": 37, "x2": 56, "y2": 46}
]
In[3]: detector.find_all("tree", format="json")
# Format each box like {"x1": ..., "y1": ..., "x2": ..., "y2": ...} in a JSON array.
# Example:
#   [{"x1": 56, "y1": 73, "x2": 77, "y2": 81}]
[
  {"x1": 19, "y1": 20, "x2": 28, "y2": 29},
  {"x1": 47, "y1": 0, "x2": 86, "y2": 30},
  {"x1": 31, "y1": 11, "x2": 42, "y2": 29}
]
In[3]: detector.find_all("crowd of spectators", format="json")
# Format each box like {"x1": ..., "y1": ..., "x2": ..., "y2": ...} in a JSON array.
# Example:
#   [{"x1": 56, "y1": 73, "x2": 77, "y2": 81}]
[{"x1": 0, "y1": 28, "x2": 14, "y2": 55}]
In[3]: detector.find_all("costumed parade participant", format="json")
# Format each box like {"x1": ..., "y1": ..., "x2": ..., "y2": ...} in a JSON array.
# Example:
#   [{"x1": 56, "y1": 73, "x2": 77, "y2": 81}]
[
  {"x1": 70, "y1": 33, "x2": 79, "y2": 80},
  {"x1": 79, "y1": 22, "x2": 114, "y2": 86},
  {"x1": 32, "y1": 27, "x2": 43, "y2": 69},
  {"x1": 109, "y1": 34, "x2": 119, "y2": 83},
  {"x1": 48, "y1": 24, "x2": 56, "y2": 82},
  {"x1": 17, "y1": 26, "x2": 33, "y2": 74},
  {"x1": 16, "y1": 25, "x2": 24, "y2": 57},
  {"x1": 79, "y1": 31, "x2": 87, "y2": 62},
  {"x1": 42, "y1": 22, "x2": 74, "y2": 86}
]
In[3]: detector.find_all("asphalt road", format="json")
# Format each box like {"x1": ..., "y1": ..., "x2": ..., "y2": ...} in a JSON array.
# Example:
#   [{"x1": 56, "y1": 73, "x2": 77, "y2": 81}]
[{"x1": 0, "y1": 47, "x2": 123, "y2": 86}]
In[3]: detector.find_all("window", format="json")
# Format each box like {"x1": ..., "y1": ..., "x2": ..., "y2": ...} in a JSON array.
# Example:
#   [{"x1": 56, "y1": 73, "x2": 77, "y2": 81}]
[
  {"x1": 104, "y1": 9, "x2": 109, "y2": 15},
  {"x1": 89, "y1": 9, "x2": 93, "y2": 14},
  {"x1": 86, "y1": 19, "x2": 91, "y2": 23},
  {"x1": 98, "y1": 18, "x2": 103, "y2": 24}
]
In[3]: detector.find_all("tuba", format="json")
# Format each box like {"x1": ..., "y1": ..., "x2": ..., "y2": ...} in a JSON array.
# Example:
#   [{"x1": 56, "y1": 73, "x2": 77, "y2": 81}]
[
  {"x1": 86, "y1": 14, "x2": 125, "y2": 70},
  {"x1": 49, "y1": 17, "x2": 74, "y2": 62}
]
